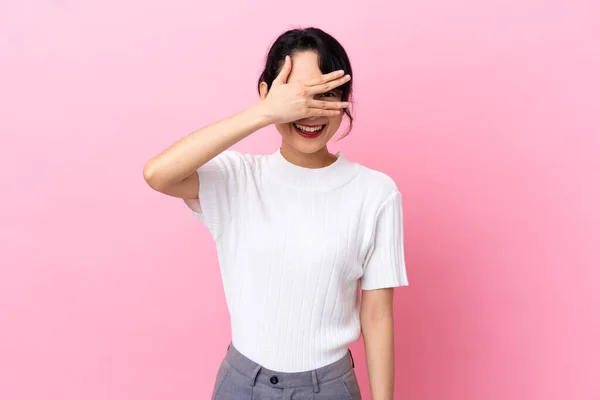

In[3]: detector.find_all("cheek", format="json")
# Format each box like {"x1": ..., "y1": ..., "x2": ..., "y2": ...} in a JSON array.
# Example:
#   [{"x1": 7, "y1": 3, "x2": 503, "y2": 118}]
[
  {"x1": 275, "y1": 123, "x2": 291, "y2": 135},
  {"x1": 326, "y1": 116, "x2": 343, "y2": 133}
]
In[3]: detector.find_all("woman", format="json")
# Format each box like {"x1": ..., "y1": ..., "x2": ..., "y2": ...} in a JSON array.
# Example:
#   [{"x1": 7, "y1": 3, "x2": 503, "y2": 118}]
[{"x1": 144, "y1": 27, "x2": 408, "y2": 400}]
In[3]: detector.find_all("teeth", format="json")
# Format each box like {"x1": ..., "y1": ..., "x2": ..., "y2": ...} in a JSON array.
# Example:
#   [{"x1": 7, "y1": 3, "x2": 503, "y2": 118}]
[{"x1": 294, "y1": 123, "x2": 324, "y2": 133}]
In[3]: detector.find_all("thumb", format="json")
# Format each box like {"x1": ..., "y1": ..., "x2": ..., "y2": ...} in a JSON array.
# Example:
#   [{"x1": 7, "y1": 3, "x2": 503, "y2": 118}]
[{"x1": 273, "y1": 55, "x2": 292, "y2": 85}]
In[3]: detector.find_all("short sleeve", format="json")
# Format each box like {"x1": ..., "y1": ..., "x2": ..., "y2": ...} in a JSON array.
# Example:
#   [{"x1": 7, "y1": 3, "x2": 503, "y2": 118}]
[
  {"x1": 361, "y1": 191, "x2": 409, "y2": 290},
  {"x1": 183, "y1": 150, "x2": 247, "y2": 240}
]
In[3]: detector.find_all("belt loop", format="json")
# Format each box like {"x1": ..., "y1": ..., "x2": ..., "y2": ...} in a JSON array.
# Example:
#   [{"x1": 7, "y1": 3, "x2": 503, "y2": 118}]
[
  {"x1": 311, "y1": 370, "x2": 320, "y2": 393},
  {"x1": 348, "y1": 349, "x2": 355, "y2": 368},
  {"x1": 249, "y1": 365, "x2": 262, "y2": 387}
]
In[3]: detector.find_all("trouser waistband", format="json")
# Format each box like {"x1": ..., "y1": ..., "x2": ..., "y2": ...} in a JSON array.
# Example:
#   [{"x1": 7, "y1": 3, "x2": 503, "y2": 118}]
[{"x1": 224, "y1": 343, "x2": 355, "y2": 392}]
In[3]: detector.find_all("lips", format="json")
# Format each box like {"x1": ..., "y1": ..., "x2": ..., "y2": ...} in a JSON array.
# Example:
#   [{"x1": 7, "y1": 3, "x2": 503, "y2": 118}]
[{"x1": 292, "y1": 123, "x2": 326, "y2": 139}]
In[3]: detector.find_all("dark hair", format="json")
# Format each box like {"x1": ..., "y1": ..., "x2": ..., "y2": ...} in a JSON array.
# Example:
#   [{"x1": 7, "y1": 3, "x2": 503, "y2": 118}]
[{"x1": 257, "y1": 27, "x2": 354, "y2": 137}]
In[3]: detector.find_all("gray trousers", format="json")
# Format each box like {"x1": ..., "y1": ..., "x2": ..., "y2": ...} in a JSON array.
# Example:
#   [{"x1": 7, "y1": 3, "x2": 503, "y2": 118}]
[{"x1": 212, "y1": 343, "x2": 362, "y2": 399}]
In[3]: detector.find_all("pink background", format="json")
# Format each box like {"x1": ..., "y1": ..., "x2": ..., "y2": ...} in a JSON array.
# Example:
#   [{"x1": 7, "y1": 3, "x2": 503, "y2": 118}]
[{"x1": 1, "y1": 0, "x2": 599, "y2": 399}]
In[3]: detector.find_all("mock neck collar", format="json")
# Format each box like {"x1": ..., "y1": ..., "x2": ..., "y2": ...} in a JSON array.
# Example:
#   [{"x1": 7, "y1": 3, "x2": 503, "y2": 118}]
[{"x1": 266, "y1": 148, "x2": 360, "y2": 191}]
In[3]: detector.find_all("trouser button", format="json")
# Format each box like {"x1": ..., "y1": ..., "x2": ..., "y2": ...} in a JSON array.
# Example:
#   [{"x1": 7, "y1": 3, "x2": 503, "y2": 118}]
[{"x1": 270, "y1": 376, "x2": 279, "y2": 385}]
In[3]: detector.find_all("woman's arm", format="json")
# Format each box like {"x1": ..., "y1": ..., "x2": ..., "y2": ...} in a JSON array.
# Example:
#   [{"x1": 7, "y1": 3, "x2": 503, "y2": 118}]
[
  {"x1": 143, "y1": 55, "x2": 350, "y2": 199},
  {"x1": 143, "y1": 103, "x2": 271, "y2": 198},
  {"x1": 361, "y1": 288, "x2": 395, "y2": 400}
]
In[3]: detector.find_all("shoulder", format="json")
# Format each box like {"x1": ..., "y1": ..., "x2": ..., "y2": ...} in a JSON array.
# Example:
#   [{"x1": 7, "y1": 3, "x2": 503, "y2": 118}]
[
  {"x1": 357, "y1": 164, "x2": 398, "y2": 190},
  {"x1": 211, "y1": 150, "x2": 264, "y2": 171},
  {"x1": 352, "y1": 162, "x2": 401, "y2": 206}
]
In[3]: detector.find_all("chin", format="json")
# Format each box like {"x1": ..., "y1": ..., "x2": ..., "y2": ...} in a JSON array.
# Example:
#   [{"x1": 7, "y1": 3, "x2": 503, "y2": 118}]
[{"x1": 287, "y1": 137, "x2": 328, "y2": 154}]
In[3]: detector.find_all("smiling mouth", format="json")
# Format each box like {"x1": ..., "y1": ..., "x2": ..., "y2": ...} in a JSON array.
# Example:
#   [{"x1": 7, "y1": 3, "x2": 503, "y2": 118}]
[{"x1": 293, "y1": 123, "x2": 326, "y2": 138}]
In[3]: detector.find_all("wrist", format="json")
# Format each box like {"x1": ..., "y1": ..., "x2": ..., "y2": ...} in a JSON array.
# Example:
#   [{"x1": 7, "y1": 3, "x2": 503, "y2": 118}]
[{"x1": 248, "y1": 101, "x2": 276, "y2": 128}]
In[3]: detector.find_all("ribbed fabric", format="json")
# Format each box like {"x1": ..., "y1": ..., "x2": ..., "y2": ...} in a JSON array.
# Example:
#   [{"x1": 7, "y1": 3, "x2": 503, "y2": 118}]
[{"x1": 185, "y1": 148, "x2": 408, "y2": 372}]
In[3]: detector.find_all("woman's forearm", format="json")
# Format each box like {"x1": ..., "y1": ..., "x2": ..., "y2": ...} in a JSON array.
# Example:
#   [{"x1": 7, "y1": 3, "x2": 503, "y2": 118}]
[
  {"x1": 361, "y1": 288, "x2": 396, "y2": 400},
  {"x1": 362, "y1": 315, "x2": 395, "y2": 399},
  {"x1": 143, "y1": 102, "x2": 271, "y2": 191}
]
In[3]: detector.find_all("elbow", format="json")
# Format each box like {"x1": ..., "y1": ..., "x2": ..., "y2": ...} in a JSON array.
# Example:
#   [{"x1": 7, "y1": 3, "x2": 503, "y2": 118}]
[
  {"x1": 360, "y1": 288, "x2": 395, "y2": 327},
  {"x1": 360, "y1": 312, "x2": 394, "y2": 341},
  {"x1": 360, "y1": 301, "x2": 394, "y2": 330},
  {"x1": 143, "y1": 160, "x2": 166, "y2": 192},
  {"x1": 361, "y1": 309, "x2": 393, "y2": 328}
]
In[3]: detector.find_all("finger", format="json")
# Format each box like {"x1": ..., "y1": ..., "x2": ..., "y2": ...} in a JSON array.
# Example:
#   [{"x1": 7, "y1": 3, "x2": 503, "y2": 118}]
[
  {"x1": 305, "y1": 70, "x2": 346, "y2": 86},
  {"x1": 308, "y1": 99, "x2": 349, "y2": 110},
  {"x1": 307, "y1": 74, "x2": 351, "y2": 95},
  {"x1": 272, "y1": 55, "x2": 292, "y2": 85},
  {"x1": 307, "y1": 108, "x2": 343, "y2": 117}
]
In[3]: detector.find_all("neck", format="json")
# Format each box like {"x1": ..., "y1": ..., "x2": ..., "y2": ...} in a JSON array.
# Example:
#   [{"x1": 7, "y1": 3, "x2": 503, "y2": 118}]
[
  {"x1": 280, "y1": 142, "x2": 337, "y2": 169},
  {"x1": 266, "y1": 145, "x2": 360, "y2": 191}
]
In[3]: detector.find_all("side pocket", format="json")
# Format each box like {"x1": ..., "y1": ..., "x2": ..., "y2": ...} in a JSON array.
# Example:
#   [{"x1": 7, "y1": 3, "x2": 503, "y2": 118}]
[
  {"x1": 338, "y1": 369, "x2": 362, "y2": 400},
  {"x1": 211, "y1": 359, "x2": 232, "y2": 400}
]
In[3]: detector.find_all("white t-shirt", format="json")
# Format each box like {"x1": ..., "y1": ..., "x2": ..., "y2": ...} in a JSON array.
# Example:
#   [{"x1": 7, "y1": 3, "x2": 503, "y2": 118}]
[{"x1": 185, "y1": 148, "x2": 408, "y2": 372}]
